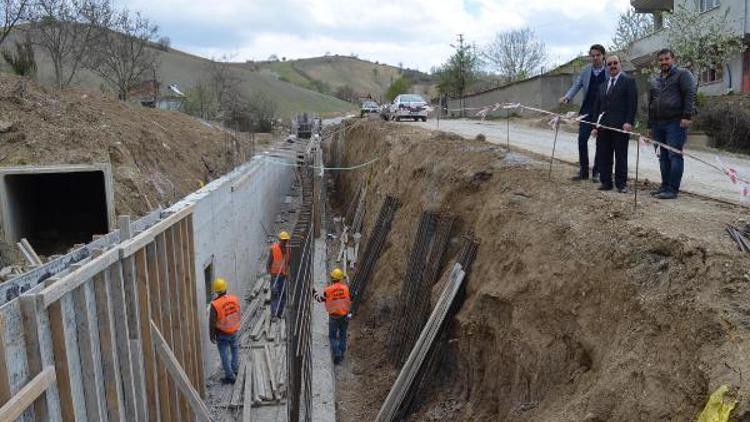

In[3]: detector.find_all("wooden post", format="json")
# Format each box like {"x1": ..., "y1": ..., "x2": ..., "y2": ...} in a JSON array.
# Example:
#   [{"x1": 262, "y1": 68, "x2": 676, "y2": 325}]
[
  {"x1": 186, "y1": 216, "x2": 206, "y2": 396},
  {"x1": 20, "y1": 292, "x2": 62, "y2": 422},
  {"x1": 165, "y1": 227, "x2": 191, "y2": 421},
  {"x1": 48, "y1": 290, "x2": 88, "y2": 421},
  {"x1": 157, "y1": 232, "x2": 181, "y2": 421},
  {"x1": 118, "y1": 215, "x2": 148, "y2": 422},
  {"x1": 73, "y1": 276, "x2": 107, "y2": 422},
  {"x1": 147, "y1": 241, "x2": 172, "y2": 422},
  {"x1": 135, "y1": 247, "x2": 160, "y2": 421},
  {"x1": 0, "y1": 366, "x2": 56, "y2": 422},
  {"x1": 93, "y1": 263, "x2": 126, "y2": 422},
  {"x1": 110, "y1": 261, "x2": 138, "y2": 421}
]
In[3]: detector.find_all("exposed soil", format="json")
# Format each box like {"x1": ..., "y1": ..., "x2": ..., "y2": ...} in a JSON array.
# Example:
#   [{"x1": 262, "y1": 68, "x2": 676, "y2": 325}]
[
  {"x1": 0, "y1": 74, "x2": 261, "y2": 263},
  {"x1": 328, "y1": 119, "x2": 750, "y2": 421}
]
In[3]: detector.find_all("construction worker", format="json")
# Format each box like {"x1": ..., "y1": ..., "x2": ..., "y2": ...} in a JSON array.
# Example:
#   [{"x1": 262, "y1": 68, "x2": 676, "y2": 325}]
[
  {"x1": 209, "y1": 278, "x2": 240, "y2": 384},
  {"x1": 315, "y1": 268, "x2": 352, "y2": 364},
  {"x1": 267, "y1": 231, "x2": 290, "y2": 318}
]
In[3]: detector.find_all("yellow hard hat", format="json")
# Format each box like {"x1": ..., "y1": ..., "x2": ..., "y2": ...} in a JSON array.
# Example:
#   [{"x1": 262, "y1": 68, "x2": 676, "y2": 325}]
[
  {"x1": 212, "y1": 278, "x2": 228, "y2": 293},
  {"x1": 330, "y1": 268, "x2": 345, "y2": 281},
  {"x1": 279, "y1": 231, "x2": 291, "y2": 240}
]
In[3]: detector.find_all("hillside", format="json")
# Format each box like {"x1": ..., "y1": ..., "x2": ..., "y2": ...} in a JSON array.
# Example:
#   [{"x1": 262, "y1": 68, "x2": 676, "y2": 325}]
[
  {"x1": 0, "y1": 30, "x2": 356, "y2": 118},
  {"x1": 244, "y1": 56, "x2": 436, "y2": 102}
]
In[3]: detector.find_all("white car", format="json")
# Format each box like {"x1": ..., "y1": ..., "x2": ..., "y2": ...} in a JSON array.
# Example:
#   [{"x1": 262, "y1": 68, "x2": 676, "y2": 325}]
[{"x1": 385, "y1": 94, "x2": 429, "y2": 122}]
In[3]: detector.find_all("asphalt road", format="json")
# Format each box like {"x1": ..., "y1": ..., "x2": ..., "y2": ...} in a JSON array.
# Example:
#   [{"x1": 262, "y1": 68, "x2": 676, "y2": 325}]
[{"x1": 410, "y1": 118, "x2": 750, "y2": 206}]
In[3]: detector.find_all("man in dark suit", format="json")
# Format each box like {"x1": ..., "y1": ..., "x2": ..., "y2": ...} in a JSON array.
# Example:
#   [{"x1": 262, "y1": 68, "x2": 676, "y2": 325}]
[{"x1": 591, "y1": 55, "x2": 638, "y2": 193}]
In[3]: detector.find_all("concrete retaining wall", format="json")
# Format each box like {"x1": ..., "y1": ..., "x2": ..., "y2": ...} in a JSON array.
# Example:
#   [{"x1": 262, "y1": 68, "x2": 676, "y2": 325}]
[
  {"x1": 446, "y1": 74, "x2": 577, "y2": 118},
  {"x1": 167, "y1": 155, "x2": 294, "y2": 379}
]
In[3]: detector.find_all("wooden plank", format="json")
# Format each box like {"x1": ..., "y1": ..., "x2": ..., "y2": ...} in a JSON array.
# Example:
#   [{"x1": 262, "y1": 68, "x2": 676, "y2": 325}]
[
  {"x1": 156, "y1": 233, "x2": 181, "y2": 422},
  {"x1": 242, "y1": 360, "x2": 253, "y2": 422},
  {"x1": 134, "y1": 247, "x2": 160, "y2": 422},
  {"x1": 93, "y1": 264, "x2": 126, "y2": 422},
  {"x1": 165, "y1": 227, "x2": 191, "y2": 421},
  {"x1": 146, "y1": 241, "x2": 172, "y2": 422},
  {"x1": 0, "y1": 366, "x2": 55, "y2": 422},
  {"x1": 40, "y1": 250, "x2": 120, "y2": 308},
  {"x1": 119, "y1": 216, "x2": 148, "y2": 422},
  {"x1": 230, "y1": 360, "x2": 246, "y2": 407},
  {"x1": 48, "y1": 291, "x2": 88, "y2": 421},
  {"x1": 119, "y1": 205, "x2": 195, "y2": 259},
  {"x1": 73, "y1": 278, "x2": 107, "y2": 422},
  {"x1": 186, "y1": 216, "x2": 205, "y2": 398},
  {"x1": 110, "y1": 261, "x2": 139, "y2": 421},
  {"x1": 150, "y1": 321, "x2": 211, "y2": 422},
  {"x1": 175, "y1": 221, "x2": 196, "y2": 391},
  {"x1": 180, "y1": 218, "x2": 202, "y2": 395},
  {"x1": 20, "y1": 292, "x2": 62, "y2": 422}
]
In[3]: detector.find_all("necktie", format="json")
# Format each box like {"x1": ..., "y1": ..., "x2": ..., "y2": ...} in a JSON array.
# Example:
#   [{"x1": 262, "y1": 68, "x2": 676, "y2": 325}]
[{"x1": 607, "y1": 77, "x2": 615, "y2": 94}]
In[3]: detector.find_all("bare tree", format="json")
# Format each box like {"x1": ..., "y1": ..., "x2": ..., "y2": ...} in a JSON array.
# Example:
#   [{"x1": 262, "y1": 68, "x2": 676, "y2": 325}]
[
  {"x1": 87, "y1": 9, "x2": 159, "y2": 100},
  {"x1": 1, "y1": 0, "x2": 30, "y2": 47},
  {"x1": 29, "y1": 0, "x2": 113, "y2": 89},
  {"x1": 207, "y1": 54, "x2": 241, "y2": 115},
  {"x1": 610, "y1": 7, "x2": 653, "y2": 51},
  {"x1": 482, "y1": 27, "x2": 546, "y2": 83}
]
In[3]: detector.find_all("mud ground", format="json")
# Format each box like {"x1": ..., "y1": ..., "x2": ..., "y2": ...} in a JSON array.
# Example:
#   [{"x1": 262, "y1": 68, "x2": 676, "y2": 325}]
[{"x1": 328, "y1": 120, "x2": 750, "y2": 421}]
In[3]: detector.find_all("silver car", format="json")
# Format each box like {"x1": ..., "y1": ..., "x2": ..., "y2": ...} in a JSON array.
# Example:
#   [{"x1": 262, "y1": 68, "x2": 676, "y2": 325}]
[{"x1": 386, "y1": 94, "x2": 428, "y2": 122}]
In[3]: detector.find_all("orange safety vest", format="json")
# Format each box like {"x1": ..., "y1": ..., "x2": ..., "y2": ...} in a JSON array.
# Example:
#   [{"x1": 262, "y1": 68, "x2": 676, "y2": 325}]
[
  {"x1": 269, "y1": 243, "x2": 287, "y2": 276},
  {"x1": 212, "y1": 294, "x2": 241, "y2": 334},
  {"x1": 324, "y1": 282, "x2": 352, "y2": 317}
]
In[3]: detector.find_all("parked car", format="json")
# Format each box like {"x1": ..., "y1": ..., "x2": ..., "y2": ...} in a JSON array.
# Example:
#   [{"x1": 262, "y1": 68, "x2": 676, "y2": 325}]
[
  {"x1": 360, "y1": 100, "x2": 379, "y2": 117},
  {"x1": 384, "y1": 94, "x2": 429, "y2": 122}
]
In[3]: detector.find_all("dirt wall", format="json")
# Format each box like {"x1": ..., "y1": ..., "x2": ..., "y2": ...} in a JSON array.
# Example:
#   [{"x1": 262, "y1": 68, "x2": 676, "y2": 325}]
[{"x1": 329, "y1": 119, "x2": 750, "y2": 421}]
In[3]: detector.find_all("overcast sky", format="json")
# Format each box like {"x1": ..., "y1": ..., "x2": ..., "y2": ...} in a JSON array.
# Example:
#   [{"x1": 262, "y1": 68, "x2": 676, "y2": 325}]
[{"x1": 116, "y1": 0, "x2": 631, "y2": 72}]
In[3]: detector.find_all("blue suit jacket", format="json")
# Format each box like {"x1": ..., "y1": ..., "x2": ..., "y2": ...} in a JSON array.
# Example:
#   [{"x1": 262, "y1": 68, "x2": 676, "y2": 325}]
[{"x1": 564, "y1": 64, "x2": 607, "y2": 102}]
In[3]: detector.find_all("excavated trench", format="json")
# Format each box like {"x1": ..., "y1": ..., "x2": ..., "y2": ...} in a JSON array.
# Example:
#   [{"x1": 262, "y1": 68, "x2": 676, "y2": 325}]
[{"x1": 325, "y1": 120, "x2": 750, "y2": 421}]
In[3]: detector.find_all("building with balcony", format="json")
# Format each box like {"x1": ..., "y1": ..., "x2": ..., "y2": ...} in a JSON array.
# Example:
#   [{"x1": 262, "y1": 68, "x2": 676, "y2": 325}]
[{"x1": 629, "y1": 0, "x2": 750, "y2": 94}]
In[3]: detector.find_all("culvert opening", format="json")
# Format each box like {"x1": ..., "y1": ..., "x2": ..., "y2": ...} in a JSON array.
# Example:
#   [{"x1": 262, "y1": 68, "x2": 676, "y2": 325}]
[{"x1": 3, "y1": 170, "x2": 110, "y2": 256}]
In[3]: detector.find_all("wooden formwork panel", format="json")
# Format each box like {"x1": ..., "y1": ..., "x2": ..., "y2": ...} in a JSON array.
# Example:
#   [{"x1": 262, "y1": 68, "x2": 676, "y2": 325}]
[{"x1": 0, "y1": 207, "x2": 208, "y2": 422}]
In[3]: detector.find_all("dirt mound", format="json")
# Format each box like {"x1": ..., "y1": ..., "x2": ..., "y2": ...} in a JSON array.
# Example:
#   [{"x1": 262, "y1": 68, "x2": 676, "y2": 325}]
[
  {"x1": 330, "y1": 120, "x2": 750, "y2": 421},
  {"x1": 0, "y1": 74, "x2": 256, "y2": 215}
]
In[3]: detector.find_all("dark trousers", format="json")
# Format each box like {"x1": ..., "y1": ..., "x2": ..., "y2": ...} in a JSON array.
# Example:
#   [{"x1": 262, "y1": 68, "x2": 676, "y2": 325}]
[
  {"x1": 597, "y1": 129, "x2": 629, "y2": 189},
  {"x1": 328, "y1": 316, "x2": 348, "y2": 360},
  {"x1": 653, "y1": 120, "x2": 687, "y2": 194},
  {"x1": 271, "y1": 274, "x2": 286, "y2": 318},
  {"x1": 577, "y1": 117, "x2": 600, "y2": 177}
]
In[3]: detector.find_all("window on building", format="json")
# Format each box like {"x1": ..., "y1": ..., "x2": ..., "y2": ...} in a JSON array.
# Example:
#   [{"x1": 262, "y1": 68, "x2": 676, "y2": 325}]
[
  {"x1": 699, "y1": 0, "x2": 720, "y2": 13},
  {"x1": 699, "y1": 64, "x2": 723, "y2": 85}
]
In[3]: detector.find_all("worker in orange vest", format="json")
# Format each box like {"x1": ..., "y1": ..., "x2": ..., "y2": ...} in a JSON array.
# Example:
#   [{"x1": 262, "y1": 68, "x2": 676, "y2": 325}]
[
  {"x1": 315, "y1": 268, "x2": 352, "y2": 364},
  {"x1": 267, "y1": 231, "x2": 290, "y2": 318},
  {"x1": 209, "y1": 278, "x2": 241, "y2": 384}
]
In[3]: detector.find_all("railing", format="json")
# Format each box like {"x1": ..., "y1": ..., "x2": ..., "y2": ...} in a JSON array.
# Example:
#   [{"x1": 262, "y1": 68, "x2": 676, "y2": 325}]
[{"x1": 0, "y1": 206, "x2": 207, "y2": 421}]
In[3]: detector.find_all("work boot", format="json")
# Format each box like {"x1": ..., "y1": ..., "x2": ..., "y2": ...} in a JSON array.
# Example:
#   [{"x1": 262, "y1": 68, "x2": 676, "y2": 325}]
[
  {"x1": 650, "y1": 188, "x2": 666, "y2": 196},
  {"x1": 597, "y1": 184, "x2": 613, "y2": 191},
  {"x1": 592, "y1": 171, "x2": 600, "y2": 184},
  {"x1": 221, "y1": 377, "x2": 236, "y2": 385},
  {"x1": 617, "y1": 187, "x2": 629, "y2": 194}
]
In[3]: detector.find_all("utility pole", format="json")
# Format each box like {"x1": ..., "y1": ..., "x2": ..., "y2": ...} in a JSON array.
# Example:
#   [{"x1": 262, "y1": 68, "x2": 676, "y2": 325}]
[{"x1": 457, "y1": 34, "x2": 465, "y2": 117}]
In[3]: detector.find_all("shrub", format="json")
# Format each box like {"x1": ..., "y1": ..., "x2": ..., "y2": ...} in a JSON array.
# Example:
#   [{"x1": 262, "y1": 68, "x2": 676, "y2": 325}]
[{"x1": 696, "y1": 103, "x2": 750, "y2": 152}]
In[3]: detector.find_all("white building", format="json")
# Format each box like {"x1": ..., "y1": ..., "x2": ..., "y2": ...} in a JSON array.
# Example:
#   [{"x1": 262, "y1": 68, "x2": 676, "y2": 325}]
[{"x1": 629, "y1": 0, "x2": 750, "y2": 94}]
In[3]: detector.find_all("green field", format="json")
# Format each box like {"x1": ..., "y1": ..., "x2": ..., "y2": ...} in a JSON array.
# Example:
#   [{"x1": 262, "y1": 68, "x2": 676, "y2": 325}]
[
  {"x1": 0, "y1": 31, "x2": 357, "y2": 118},
  {"x1": 245, "y1": 56, "x2": 436, "y2": 102}
]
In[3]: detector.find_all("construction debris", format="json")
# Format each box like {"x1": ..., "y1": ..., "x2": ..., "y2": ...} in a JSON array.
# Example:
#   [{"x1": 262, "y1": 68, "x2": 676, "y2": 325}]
[{"x1": 726, "y1": 224, "x2": 750, "y2": 252}]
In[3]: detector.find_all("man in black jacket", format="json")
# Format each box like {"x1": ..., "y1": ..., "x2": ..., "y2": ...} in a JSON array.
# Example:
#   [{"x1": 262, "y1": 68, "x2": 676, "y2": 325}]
[
  {"x1": 647, "y1": 48, "x2": 697, "y2": 200},
  {"x1": 591, "y1": 55, "x2": 638, "y2": 193}
]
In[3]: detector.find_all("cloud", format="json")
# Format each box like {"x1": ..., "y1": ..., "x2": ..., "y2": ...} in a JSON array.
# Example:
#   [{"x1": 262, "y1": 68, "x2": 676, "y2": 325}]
[{"x1": 117, "y1": 0, "x2": 633, "y2": 70}]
